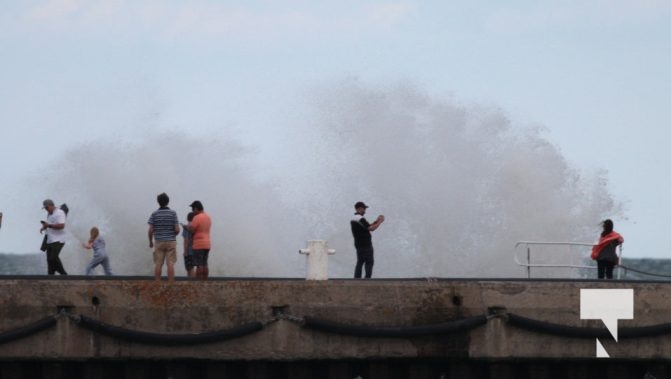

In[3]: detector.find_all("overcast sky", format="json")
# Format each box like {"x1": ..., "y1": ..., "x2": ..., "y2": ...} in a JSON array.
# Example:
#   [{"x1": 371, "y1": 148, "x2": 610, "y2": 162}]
[{"x1": 1, "y1": 0, "x2": 670, "y2": 259}]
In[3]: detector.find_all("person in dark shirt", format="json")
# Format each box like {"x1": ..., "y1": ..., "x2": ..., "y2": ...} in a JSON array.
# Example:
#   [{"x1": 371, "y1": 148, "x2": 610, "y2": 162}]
[
  {"x1": 350, "y1": 201, "x2": 385, "y2": 279},
  {"x1": 181, "y1": 212, "x2": 195, "y2": 278}
]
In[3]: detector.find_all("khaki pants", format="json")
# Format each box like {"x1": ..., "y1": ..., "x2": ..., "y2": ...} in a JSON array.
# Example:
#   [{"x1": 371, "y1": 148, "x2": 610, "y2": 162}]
[{"x1": 153, "y1": 240, "x2": 177, "y2": 265}]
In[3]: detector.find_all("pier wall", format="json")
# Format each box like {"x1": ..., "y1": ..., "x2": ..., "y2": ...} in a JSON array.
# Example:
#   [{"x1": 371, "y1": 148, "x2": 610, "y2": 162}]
[{"x1": 0, "y1": 278, "x2": 669, "y2": 377}]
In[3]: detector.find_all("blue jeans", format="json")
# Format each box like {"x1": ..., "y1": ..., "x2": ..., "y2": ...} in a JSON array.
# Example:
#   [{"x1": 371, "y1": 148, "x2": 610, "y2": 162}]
[{"x1": 86, "y1": 254, "x2": 113, "y2": 276}]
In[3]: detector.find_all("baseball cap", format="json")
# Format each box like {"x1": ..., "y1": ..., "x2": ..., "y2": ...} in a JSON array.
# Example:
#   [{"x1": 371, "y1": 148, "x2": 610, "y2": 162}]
[
  {"x1": 354, "y1": 201, "x2": 368, "y2": 209},
  {"x1": 42, "y1": 199, "x2": 54, "y2": 209}
]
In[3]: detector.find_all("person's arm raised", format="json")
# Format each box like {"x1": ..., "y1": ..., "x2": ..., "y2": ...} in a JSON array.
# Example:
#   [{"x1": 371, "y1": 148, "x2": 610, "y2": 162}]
[{"x1": 368, "y1": 215, "x2": 385, "y2": 231}]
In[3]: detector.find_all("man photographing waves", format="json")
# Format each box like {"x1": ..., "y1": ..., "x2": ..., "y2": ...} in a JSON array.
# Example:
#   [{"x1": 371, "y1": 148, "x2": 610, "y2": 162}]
[{"x1": 351, "y1": 201, "x2": 385, "y2": 279}]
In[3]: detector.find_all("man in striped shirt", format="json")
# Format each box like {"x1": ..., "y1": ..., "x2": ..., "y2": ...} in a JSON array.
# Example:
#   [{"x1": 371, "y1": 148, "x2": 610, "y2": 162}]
[{"x1": 148, "y1": 192, "x2": 180, "y2": 282}]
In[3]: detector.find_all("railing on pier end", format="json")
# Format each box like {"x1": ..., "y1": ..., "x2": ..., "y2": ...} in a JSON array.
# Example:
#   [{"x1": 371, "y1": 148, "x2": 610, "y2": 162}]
[{"x1": 514, "y1": 241, "x2": 623, "y2": 279}]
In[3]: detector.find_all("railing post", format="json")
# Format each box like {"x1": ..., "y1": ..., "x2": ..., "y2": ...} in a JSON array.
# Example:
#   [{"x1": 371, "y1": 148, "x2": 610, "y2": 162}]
[
  {"x1": 527, "y1": 246, "x2": 531, "y2": 279},
  {"x1": 617, "y1": 245, "x2": 623, "y2": 280},
  {"x1": 514, "y1": 241, "x2": 600, "y2": 278}
]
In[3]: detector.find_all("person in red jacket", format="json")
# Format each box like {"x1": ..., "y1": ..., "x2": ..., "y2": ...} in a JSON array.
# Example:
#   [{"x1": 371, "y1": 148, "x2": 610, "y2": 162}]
[{"x1": 591, "y1": 219, "x2": 624, "y2": 279}]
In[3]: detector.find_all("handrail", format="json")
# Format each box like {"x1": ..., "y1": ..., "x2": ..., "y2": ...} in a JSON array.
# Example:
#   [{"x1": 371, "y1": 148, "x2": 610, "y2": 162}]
[
  {"x1": 515, "y1": 241, "x2": 593, "y2": 248},
  {"x1": 514, "y1": 240, "x2": 624, "y2": 279}
]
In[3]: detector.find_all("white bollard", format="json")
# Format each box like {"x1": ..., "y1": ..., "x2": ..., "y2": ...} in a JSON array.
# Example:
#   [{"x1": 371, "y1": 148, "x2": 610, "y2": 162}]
[{"x1": 298, "y1": 240, "x2": 336, "y2": 280}]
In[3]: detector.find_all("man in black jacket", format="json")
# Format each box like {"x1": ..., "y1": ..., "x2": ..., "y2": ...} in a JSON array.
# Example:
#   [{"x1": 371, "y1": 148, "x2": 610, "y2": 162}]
[{"x1": 351, "y1": 201, "x2": 385, "y2": 279}]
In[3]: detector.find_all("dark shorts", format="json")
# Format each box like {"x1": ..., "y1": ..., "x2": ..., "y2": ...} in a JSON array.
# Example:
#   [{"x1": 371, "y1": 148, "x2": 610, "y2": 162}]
[
  {"x1": 192, "y1": 249, "x2": 210, "y2": 267},
  {"x1": 184, "y1": 254, "x2": 195, "y2": 270}
]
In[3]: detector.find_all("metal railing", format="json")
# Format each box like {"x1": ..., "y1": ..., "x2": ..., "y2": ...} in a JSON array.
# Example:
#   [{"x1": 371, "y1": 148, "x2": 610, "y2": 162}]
[{"x1": 514, "y1": 241, "x2": 623, "y2": 279}]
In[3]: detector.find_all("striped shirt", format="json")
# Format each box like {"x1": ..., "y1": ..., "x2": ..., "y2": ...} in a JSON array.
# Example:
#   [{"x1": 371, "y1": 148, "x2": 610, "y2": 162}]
[{"x1": 148, "y1": 207, "x2": 179, "y2": 241}]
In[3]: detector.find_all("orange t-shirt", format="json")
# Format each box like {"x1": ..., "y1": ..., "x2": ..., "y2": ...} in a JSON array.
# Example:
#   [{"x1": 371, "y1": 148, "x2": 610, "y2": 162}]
[{"x1": 191, "y1": 212, "x2": 212, "y2": 250}]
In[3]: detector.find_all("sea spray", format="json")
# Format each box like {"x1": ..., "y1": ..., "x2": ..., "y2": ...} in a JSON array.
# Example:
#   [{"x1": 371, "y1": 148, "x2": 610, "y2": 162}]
[
  {"x1": 41, "y1": 133, "x2": 304, "y2": 277},
  {"x1": 39, "y1": 80, "x2": 620, "y2": 278},
  {"x1": 280, "y1": 80, "x2": 621, "y2": 277}
]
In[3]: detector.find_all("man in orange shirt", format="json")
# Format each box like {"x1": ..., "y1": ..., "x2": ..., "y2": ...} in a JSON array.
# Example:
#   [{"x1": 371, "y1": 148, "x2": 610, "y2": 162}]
[{"x1": 187, "y1": 200, "x2": 212, "y2": 279}]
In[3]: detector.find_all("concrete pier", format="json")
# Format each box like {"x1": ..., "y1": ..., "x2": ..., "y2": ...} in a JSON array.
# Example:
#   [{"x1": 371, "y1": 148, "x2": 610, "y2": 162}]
[{"x1": 0, "y1": 277, "x2": 669, "y2": 378}]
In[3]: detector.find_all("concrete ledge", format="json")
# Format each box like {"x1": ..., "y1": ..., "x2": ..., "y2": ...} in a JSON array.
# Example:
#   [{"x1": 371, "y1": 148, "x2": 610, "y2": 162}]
[{"x1": 0, "y1": 278, "x2": 667, "y2": 360}]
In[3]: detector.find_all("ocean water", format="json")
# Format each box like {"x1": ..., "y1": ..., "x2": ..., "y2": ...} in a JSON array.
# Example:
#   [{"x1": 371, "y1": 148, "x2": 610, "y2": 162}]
[
  {"x1": 619, "y1": 258, "x2": 671, "y2": 281},
  {"x1": 0, "y1": 253, "x2": 46, "y2": 275},
  {"x1": 0, "y1": 253, "x2": 668, "y2": 280}
]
